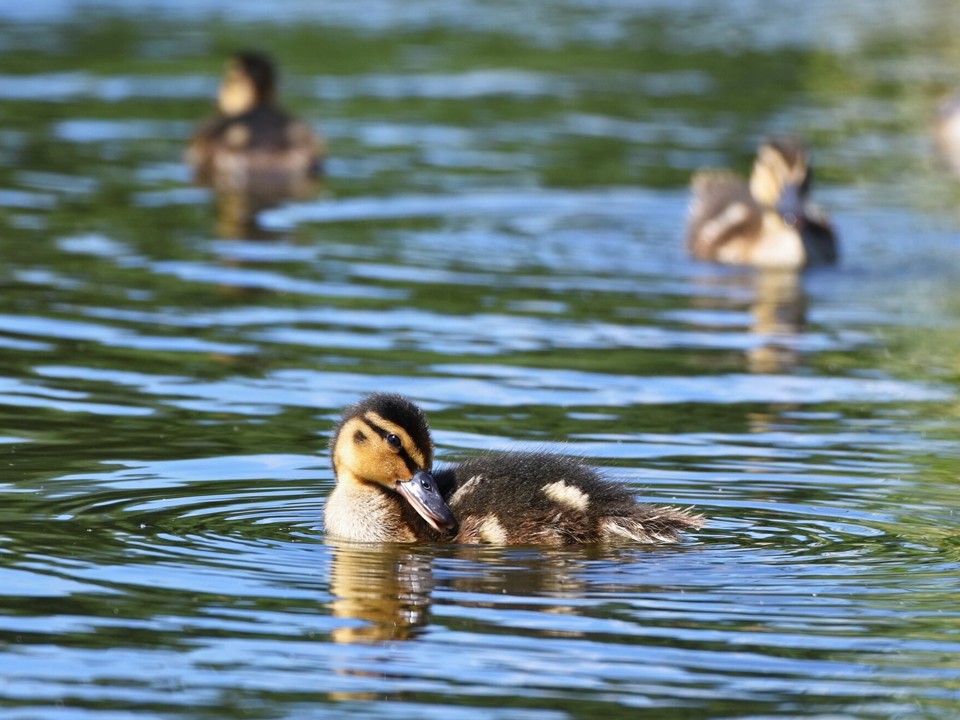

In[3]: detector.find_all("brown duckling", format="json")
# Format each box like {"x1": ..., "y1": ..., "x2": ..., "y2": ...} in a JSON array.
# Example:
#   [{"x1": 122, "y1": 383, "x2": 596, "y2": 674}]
[
  {"x1": 686, "y1": 138, "x2": 837, "y2": 269},
  {"x1": 324, "y1": 393, "x2": 703, "y2": 545},
  {"x1": 187, "y1": 51, "x2": 323, "y2": 191}
]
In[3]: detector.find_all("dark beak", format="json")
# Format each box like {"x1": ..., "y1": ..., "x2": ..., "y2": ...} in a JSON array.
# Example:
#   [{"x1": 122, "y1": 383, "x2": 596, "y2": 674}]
[
  {"x1": 396, "y1": 470, "x2": 456, "y2": 532},
  {"x1": 776, "y1": 184, "x2": 806, "y2": 229}
]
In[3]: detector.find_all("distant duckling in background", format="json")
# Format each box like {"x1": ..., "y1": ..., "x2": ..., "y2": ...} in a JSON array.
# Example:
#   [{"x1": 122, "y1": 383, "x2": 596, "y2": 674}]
[
  {"x1": 187, "y1": 51, "x2": 323, "y2": 192},
  {"x1": 324, "y1": 393, "x2": 703, "y2": 545},
  {"x1": 935, "y1": 95, "x2": 960, "y2": 175},
  {"x1": 686, "y1": 138, "x2": 837, "y2": 269}
]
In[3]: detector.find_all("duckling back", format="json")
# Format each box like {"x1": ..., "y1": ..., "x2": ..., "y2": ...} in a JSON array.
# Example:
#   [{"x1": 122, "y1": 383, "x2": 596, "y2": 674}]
[
  {"x1": 189, "y1": 106, "x2": 322, "y2": 191},
  {"x1": 436, "y1": 451, "x2": 702, "y2": 545}
]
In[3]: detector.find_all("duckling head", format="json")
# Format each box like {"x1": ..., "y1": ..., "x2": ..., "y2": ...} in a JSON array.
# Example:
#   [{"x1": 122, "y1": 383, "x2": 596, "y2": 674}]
[
  {"x1": 749, "y1": 138, "x2": 812, "y2": 229},
  {"x1": 218, "y1": 51, "x2": 277, "y2": 116},
  {"x1": 330, "y1": 393, "x2": 456, "y2": 533}
]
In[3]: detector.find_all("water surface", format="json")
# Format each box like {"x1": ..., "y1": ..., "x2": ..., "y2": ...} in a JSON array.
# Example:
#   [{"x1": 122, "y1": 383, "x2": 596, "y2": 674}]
[{"x1": 2, "y1": 2, "x2": 960, "y2": 718}]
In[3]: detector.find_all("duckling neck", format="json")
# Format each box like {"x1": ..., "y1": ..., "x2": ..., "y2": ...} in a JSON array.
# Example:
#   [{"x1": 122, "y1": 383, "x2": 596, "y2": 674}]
[{"x1": 325, "y1": 472, "x2": 421, "y2": 543}]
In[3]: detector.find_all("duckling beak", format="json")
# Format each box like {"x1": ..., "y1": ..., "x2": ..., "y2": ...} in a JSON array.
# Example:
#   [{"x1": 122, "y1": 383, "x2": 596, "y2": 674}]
[
  {"x1": 776, "y1": 184, "x2": 806, "y2": 229},
  {"x1": 396, "y1": 470, "x2": 456, "y2": 532}
]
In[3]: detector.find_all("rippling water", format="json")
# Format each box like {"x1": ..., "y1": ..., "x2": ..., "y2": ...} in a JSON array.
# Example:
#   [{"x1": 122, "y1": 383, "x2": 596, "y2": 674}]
[{"x1": 2, "y1": 1, "x2": 960, "y2": 718}]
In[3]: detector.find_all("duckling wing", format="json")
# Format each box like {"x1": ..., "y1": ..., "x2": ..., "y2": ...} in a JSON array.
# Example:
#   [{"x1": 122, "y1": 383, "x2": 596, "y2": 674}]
[
  {"x1": 686, "y1": 170, "x2": 763, "y2": 261},
  {"x1": 286, "y1": 120, "x2": 325, "y2": 177},
  {"x1": 438, "y1": 452, "x2": 701, "y2": 545}
]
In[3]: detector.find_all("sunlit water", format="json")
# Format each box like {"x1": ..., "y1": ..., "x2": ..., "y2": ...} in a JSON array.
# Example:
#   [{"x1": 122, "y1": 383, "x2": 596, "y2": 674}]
[{"x1": 2, "y1": 2, "x2": 960, "y2": 718}]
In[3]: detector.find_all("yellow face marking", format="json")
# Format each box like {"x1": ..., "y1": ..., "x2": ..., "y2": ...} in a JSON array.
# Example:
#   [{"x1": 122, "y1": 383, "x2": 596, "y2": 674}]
[
  {"x1": 750, "y1": 145, "x2": 808, "y2": 208},
  {"x1": 362, "y1": 411, "x2": 428, "y2": 469},
  {"x1": 332, "y1": 417, "x2": 369, "y2": 481},
  {"x1": 332, "y1": 416, "x2": 408, "y2": 488},
  {"x1": 218, "y1": 64, "x2": 257, "y2": 116},
  {"x1": 750, "y1": 159, "x2": 784, "y2": 207},
  {"x1": 331, "y1": 409, "x2": 433, "y2": 492}
]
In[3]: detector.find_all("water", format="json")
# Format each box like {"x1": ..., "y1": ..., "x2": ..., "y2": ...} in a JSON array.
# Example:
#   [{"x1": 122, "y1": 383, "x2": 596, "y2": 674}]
[{"x1": 2, "y1": 1, "x2": 960, "y2": 717}]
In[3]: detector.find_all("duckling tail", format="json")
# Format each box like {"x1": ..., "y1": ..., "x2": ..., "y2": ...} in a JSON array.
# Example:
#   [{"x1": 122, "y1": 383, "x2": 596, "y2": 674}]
[{"x1": 601, "y1": 506, "x2": 704, "y2": 544}]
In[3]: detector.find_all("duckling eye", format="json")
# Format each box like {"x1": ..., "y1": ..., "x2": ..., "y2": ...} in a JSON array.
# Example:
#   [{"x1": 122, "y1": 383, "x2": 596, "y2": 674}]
[{"x1": 386, "y1": 433, "x2": 402, "y2": 449}]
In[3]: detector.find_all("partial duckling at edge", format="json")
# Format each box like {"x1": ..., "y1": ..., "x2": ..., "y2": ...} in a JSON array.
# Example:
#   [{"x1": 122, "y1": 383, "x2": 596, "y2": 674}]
[
  {"x1": 686, "y1": 138, "x2": 837, "y2": 269},
  {"x1": 324, "y1": 393, "x2": 703, "y2": 545},
  {"x1": 187, "y1": 51, "x2": 323, "y2": 191},
  {"x1": 935, "y1": 94, "x2": 960, "y2": 176}
]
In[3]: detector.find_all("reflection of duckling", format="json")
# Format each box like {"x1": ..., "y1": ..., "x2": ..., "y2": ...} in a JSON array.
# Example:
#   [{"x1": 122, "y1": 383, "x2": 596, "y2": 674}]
[
  {"x1": 187, "y1": 51, "x2": 324, "y2": 193},
  {"x1": 324, "y1": 393, "x2": 702, "y2": 545},
  {"x1": 747, "y1": 268, "x2": 807, "y2": 373},
  {"x1": 686, "y1": 138, "x2": 837, "y2": 269},
  {"x1": 329, "y1": 541, "x2": 434, "y2": 644}
]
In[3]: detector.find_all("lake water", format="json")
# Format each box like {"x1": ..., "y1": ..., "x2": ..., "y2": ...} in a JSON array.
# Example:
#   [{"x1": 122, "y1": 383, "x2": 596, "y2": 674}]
[{"x1": 2, "y1": 1, "x2": 960, "y2": 718}]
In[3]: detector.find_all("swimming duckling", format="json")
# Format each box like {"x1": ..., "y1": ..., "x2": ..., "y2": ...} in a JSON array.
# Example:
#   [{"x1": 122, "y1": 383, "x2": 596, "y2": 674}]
[
  {"x1": 324, "y1": 393, "x2": 703, "y2": 545},
  {"x1": 686, "y1": 138, "x2": 837, "y2": 269},
  {"x1": 187, "y1": 51, "x2": 323, "y2": 191},
  {"x1": 935, "y1": 95, "x2": 960, "y2": 175}
]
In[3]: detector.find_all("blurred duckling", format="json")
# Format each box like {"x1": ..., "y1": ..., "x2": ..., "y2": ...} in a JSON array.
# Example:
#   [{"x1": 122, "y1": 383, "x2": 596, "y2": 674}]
[
  {"x1": 935, "y1": 95, "x2": 960, "y2": 175},
  {"x1": 686, "y1": 138, "x2": 837, "y2": 268},
  {"x1": 324, "y1": 393, "x2": 702, "y2": 545},
  {"x1": 187, "y1": 51, "x2": 323, "y2": 192}
]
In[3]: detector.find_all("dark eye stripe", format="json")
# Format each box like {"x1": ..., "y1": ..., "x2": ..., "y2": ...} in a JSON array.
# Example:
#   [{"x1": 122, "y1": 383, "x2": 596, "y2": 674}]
[
  {"x1": 360, "y1": 417, "x2": 389, "y2": 440},
  {"x1": 361, "y1": 418, "x2": 421, "y2": 473},
  {"x1": 396, "y1": 450, "x2": 419, "y2": 474}
]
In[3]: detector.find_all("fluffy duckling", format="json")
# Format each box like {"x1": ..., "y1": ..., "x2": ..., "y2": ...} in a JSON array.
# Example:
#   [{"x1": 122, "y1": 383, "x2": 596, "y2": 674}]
[
  {"x1": 324, "y1": 393, "x2": 703, "y2": 545},
  {"x1": 187, "y1": 51, "x2": 323, "y2": 190},
  {"x1": 686, "y1": 138, "x2": 837, "y2": 269}
]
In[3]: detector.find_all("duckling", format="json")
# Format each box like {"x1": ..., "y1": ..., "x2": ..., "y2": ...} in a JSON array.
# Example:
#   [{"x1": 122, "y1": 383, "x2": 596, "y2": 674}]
[
  {"x1": 324, "y1": 393, "x2": 703, "y2": 545},
  {"x1": 935, "y1": 95, "x2": 960, "y2": 175},
  {"x1": 686, "y1": 138, "x2": 837, "y2": 269},
  {"x1": 187, "y1": 51, "x2": 323, "y2": 191}
]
